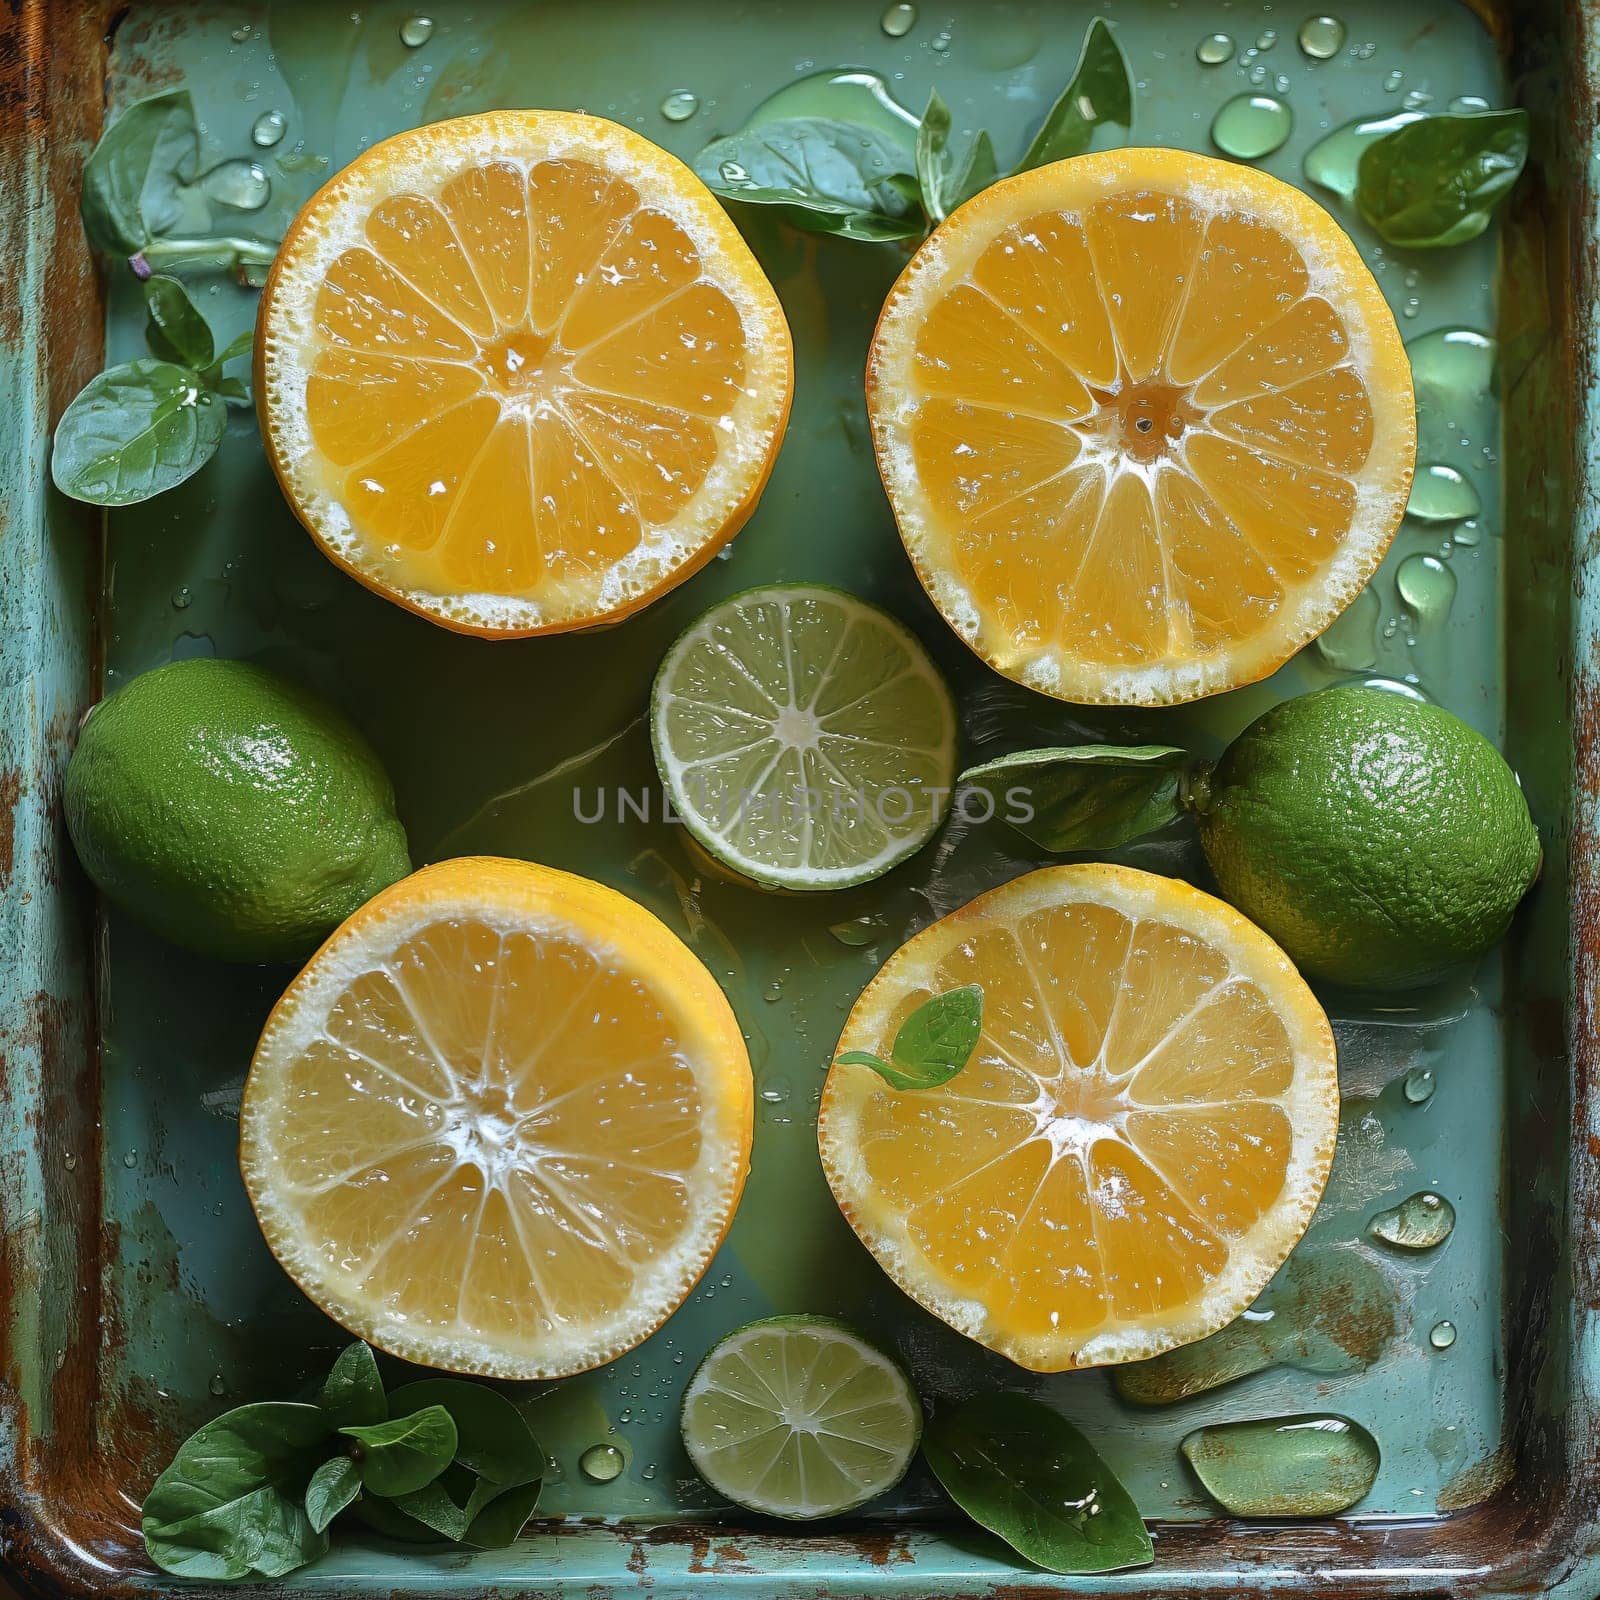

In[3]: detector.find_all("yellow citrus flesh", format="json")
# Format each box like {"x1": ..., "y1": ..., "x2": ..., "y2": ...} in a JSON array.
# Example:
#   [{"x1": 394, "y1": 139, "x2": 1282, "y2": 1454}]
[
  {"x1": 817, "y1": 864, "x2": 1337, "y2": 1372},
  {"x1": 240, "y1": 857, "x2": 752, "y2": 1379},
  {"x1": 866, "y1": 148, "x2": 1415, "y2": 705},
  {"x1": 257, "y1": 111, "x2": 792, "y2": 637}
]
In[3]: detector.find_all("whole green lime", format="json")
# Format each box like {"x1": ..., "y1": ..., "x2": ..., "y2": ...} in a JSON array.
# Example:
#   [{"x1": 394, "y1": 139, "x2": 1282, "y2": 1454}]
[
  {"x1": 65, "y1": 658, "x2": 411, "y2": 963},
  {"x1": 1195, "y1": 686, "x2": 1540, "y2": 990}
]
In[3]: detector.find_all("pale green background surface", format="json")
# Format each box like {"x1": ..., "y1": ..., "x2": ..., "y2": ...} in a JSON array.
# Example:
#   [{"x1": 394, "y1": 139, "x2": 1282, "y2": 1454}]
[{"x1": 95, "y1": 0, "x2": 1509, "y2": 1533}]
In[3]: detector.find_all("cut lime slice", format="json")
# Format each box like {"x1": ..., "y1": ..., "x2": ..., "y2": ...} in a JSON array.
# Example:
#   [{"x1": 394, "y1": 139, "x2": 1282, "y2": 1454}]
[
  {"x1": 680, "y1": 1315, "x2": 923, "y2": 1519},
  {"x1": 651, "y1": 586, "x2": 958, "y2": 890}
]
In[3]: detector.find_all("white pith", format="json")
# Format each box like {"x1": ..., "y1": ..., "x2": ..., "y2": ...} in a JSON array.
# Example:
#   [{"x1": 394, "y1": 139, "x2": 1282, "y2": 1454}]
[
  {"x1": 817, "y1": 864, "x2": 1339, "y2": 1373},
  {"x1": 868, "y1": 148, "x2": 1416, "y2": 706},
  {"x1": 651, "y1": 585, "x2": 960, "y2": 890},
  {"x1": 259, "y1": 111, "x2": 791, "y2": 634},
  {"x1": 240, "y1": 862, "x2": 752, "y2": 1380}
]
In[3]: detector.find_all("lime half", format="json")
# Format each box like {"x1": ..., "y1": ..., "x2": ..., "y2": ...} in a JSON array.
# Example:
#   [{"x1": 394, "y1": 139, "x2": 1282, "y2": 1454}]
[
  {"x1": 681, "y1": 1315, "x2": 923, "y2": 1519},
  {"x1": 651, "y1": 586, "x2": 957, "y2": 890}
]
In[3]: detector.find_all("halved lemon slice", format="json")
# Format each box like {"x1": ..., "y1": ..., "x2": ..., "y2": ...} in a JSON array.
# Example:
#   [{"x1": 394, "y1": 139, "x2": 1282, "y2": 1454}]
[
  {"x1": 240, "y1": 857, "x2": 752, "y2": 1378},
  {"x1": 257, "y1": 111, "x2": 792, "y2": 636},
  {"x1": 817, "y1": 864, "x2": 1337, "y2": 1372},
  {"x1": 866, "y1": 147, "x2": 1415, "y2": 705}
]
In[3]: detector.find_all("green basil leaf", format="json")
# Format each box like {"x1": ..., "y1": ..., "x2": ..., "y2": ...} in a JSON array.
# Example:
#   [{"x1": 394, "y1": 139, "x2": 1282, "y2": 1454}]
[
  {"x1": 960, "y1": 745, "x2": 1191, "y2": 852},
  {"x1": 951, "y1": 129, "x2": 999, "y2": 212},
  {"x1": 1017, "y1": 18, "x2": 1132, "y2": 172},
  {"x1": 915, "y1": 92, "x2": 999, "y2": 223},
  {"x1": 144, "y1": 274, "x2": 215, "y2": 368},
  {"x1": 141, "y1": 1401, "x2": 334, "y2": 1581},
  {"x1": 51, "y1": 358, "x2": 227, "y2": 506},
  {"x1": 1355, "y1": 109, "x2": 1529, "y2": 248},
  {"x1": 924, "y1": 1394, "x2": 1153, "y2": 1575},
  {"x1": 837, "y1": 984, "x2": 984, "y2": 1090},
  {"x1": 343, "y1": 1405, "x2": 458, "y2": 1497},
  {"x1": 694, "y1": 116, "x2": 924, "y2": 241},
  {"x1": 81, "y1": 90, "x2": 204, "y2": 256},
  {"x1": 385, "y1": 1379, "x2": 545, "y2": 1487},
  {"x1": 212, "y1": 375, "x2": 252, "y2": 406},
  {"x1": 358, "y1": 1464, "x2": 540, "y2": 1549},
  {"x1": 315, "y1": 1341, "x2": 387, "y2": 1429},
  {"x1": 304, "y1": 1455, "x2": 362, "y2": 1535},
  {"x1": 212, "y1": 327, "x2": 256, "y2": 367}
]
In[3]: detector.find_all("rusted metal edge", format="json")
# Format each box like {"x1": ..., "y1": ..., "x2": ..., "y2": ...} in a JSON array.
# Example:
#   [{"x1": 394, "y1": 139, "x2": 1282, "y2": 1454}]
[{"x1": 0, "y1": 0, "x2": 1597, "y2": 1595}]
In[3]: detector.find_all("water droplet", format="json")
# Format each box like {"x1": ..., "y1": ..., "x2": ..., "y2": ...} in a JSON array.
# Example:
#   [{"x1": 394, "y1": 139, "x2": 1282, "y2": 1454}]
[
  {"x1": 741, "y1": 68, "x2": 919, "y2": 148},
  {"x1": 1248, "y1": 61, "x2": 1269, "y2": 85},
  {"x1": 1303, "y1": 109, "x2": 1426, "y2": 198},
  {"x1": 399, "y1": 14, "x2": 434, "y2": 47},
  {"x1": 881, "y1": 1, "x2": 917, "y2": 37},
  {"x1": 580, "y1": 1443, "x2": 626, "y2": 1482},
  {"x1": 760, "y1": 1080, "x2": 791, "y2": 1104},
  {"x1": 659, "y1": 90, "x2": 699, "y2": 122},
  {"x1": 1403, "y1": 1066, "x2": 1436, "y2": 1103},
  {"x1": 63, "y1": 1151, "x2": 77, "y2": 1171},
  {"x1": 930, "y1": 28, "x2": 952, "y2": 52},
  {"x1": 1396, "y1": 553, "x2": 1457, "y2": 629},
  {"x1": 195, "y1": 158, "x2": 271, "y2": 212},
  {"x1": 829, "y1": 915, "x2": 887, "y2": 947},
  {"x1": 1275, "y1": 73, "x2": 1292, "y2": 93},
  {"x1": 641, "y1": 1462, "x2": 658, "y2": 1480},
  {"x1": 1297, "y1": 14, "x2": 1346, "y2": 58},
  {"x1": 1182, "y1": 1415, "x2": 1380, "y2": 1516},
  {"x1": 1369, "y1": 1190, "x2": 1456, "y2": 1250},
  {"x1": 122, "y1": 1150, "x2": 138, "y2": 1169},
  {"x1": 1196, "y1": 31, "x2": 1236, "y2": 64},
  {"x1": 1362, "y1": 676, "x2": 1432, "y2": 703},
  {"x1": 1450, "y1": 93, "x2": 1491, "y2": 113},
  {"x1": 1115, "y1": 1245, "x2": 1396, "y2": 1403},
  {"x1": 250, "y1": 109, "x2": 287, "y2": 148},
  {"x1": 1430, "y1": 1319, "x2": 1458, "y2": 1349},
  {"x1": 1383, "y1": 68, "x2": 1405, "y2": 91},
  {"x1": 1211, "y1": 94, "x2": 1293, "y2": 160},
  {"x1": 1315, "y1": 585, "x2": 1381, "y2": 671},
  {"x1": 1406, "y1": 464, "x2": 1481, "y2": 526},
  {"x1": 1255, "y1": 27, "x2": 1278, "y2": 48},
  {"x1": 209, "y1": 1372, "x2": 228, "y2": 1397},
  {"x1": 171, "y1": 586, "x2": 192, "y2": 610},
  {"x1": 1402, "y1": 89, "x2": 1434, "y2": 110},
  {"x1": 230, "y1": 22, "x2": 252, "y2": 42},
  {"x1": 762, "y1": 980, "x2": 783, "y2": 1003}
]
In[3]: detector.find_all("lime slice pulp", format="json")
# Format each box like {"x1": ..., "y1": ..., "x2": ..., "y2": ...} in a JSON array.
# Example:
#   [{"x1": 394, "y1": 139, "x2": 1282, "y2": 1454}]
[
  {"x1": 681, "y1": 1315, "x2": 923, "y2": 1519},
  {"x1": 651, "y1": 585, "x2": 958, "y2": 890}
]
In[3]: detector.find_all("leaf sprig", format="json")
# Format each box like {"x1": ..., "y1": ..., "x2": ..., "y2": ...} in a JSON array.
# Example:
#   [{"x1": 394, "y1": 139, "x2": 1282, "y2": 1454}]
[
  {"x1": 694, "y1": 18, "x2": 1131, "y2": 242},
  {"x1": 51, "y1": 275, "x2": 251, "y2": 508},
  {"x1": 836, "y1": 983, "x2": 984, "y2": 1090},
  {"x1": 140, "y1": 1342, "x2": 546, "y2": 1583}
]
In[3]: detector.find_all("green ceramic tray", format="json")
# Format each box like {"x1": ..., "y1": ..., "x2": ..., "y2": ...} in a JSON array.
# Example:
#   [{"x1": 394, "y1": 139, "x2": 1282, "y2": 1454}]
[{"x1": 2, "y1": 0, "x2": 1598, "y2": 1594}]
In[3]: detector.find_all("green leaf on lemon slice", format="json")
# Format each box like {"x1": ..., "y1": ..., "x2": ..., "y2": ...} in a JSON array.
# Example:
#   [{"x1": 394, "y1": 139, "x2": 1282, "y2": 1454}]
[
  {"x1": 651, "y1": 585, "x2": 958, "y2": 891},
  {"x1": 680, "y1": 1315, "x2": 923, "y2": 1519}
]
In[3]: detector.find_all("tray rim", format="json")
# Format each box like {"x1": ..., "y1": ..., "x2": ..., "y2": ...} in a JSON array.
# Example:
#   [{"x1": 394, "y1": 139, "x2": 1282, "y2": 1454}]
[{"x1": 1, "y1": 0, "x2": 1598, "y2": 1596}]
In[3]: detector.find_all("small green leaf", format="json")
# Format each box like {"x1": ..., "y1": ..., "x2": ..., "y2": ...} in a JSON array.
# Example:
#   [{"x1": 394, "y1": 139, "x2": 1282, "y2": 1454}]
[
  {"x1": 1016, "y1": 18, "x2": 1132, "y2": 172},
  {"x1": 358, "y1": 1465, "x2": 541, "y2": 1549},
  {"x1": 144, "y1": 274, "x2": 215, "y2": 368},
  {"x1": 915, "y1": 92, "x2": 999, "y2": 223},
  {"x1": 384, "y1": 1379, "x2": 546, "y2": 1487},
  {"x1": 212, "y1": 376, "x2": 252, "y2": 406},
  {"x1": 315, "y1": 1341, "x2": 387, "y2": 1429},
  {"x1": 1355, "y1": 109, "x2": 1529, "y2": 248},
  {"x1": 960, "y1": 744, "x2": 1193, "y2": 853},
  {"x1": 51, "y1": 358, "x2": 226, "y2": 506},
  {"x1": 837, "y1": 984, "x2": 983, "y2": 1091},
  {"x1": 694, "y1": 117, "x2": 924, "y2": 241},
  {"x1": 304, "y1": 1456, "x2": 361, "y2": 1535},
  {"x1": 342, "y1": 1405, "x2": 458, "y2": 1497},
  {"x1": 141, "y1": 1401, "x2": 334, "y2": 1581},
  {"x1": 924, "y1": 1394, "x2": 1153, "y2": 1575},
  {"x1": 212, "y1": 327, "x2": 256, "y2": 367},
  {"x1": 81, "y1": 90, "x2": 205, "y2": 256}
]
